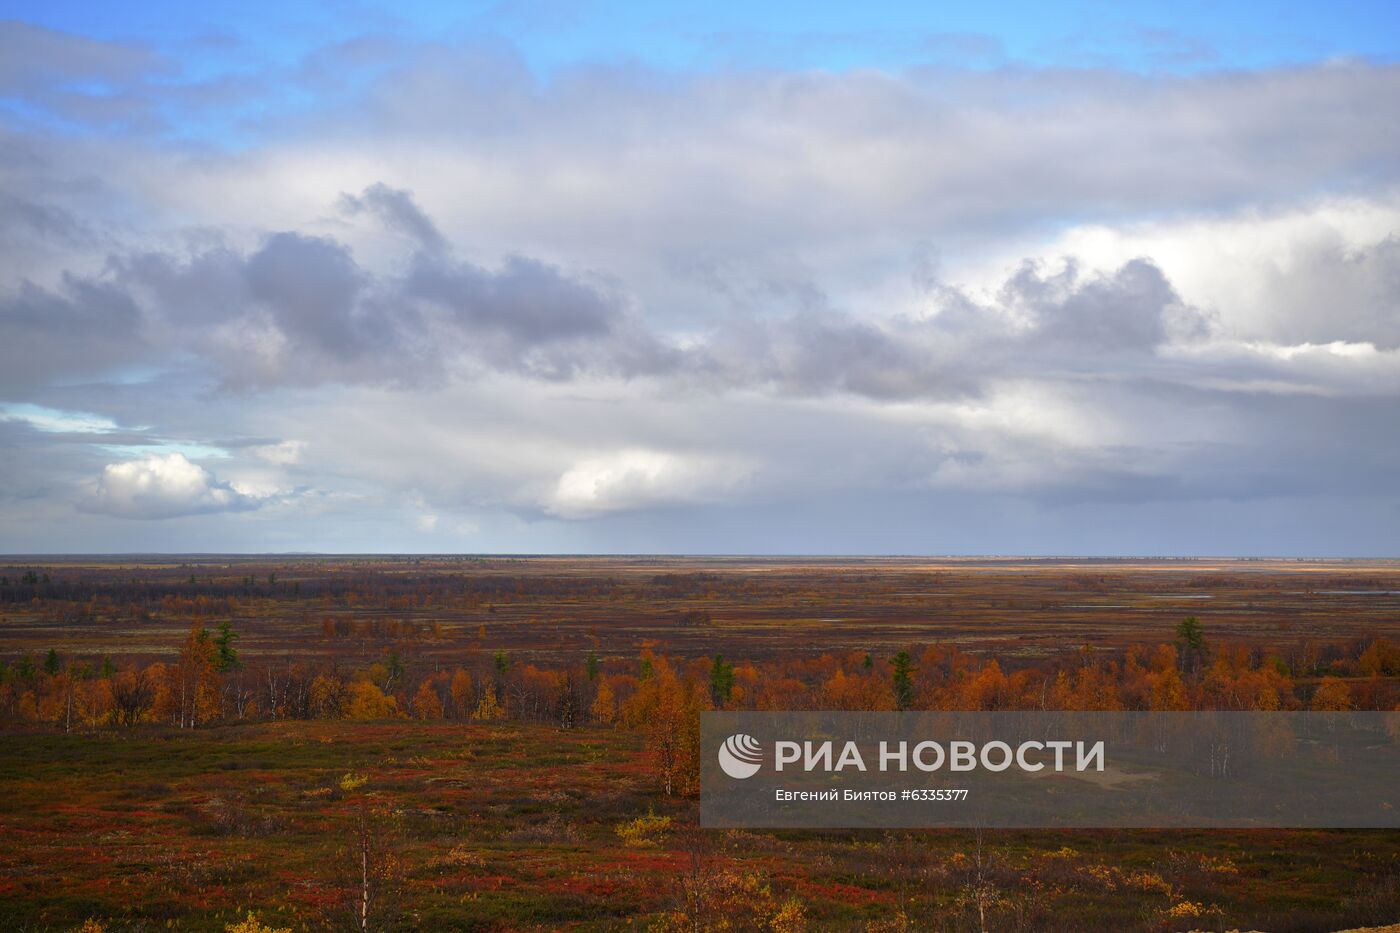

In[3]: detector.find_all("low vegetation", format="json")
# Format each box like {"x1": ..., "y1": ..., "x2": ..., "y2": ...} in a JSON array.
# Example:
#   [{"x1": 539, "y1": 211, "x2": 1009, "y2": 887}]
[{"x1": 2, "y1": 557, "x2": 1399, "y2": 930}]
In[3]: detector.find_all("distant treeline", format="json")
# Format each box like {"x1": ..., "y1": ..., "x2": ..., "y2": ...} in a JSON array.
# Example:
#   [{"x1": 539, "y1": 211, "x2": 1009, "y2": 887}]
[{"x1": 3, "y1": 616, "x2": 1399, "y2": 798}]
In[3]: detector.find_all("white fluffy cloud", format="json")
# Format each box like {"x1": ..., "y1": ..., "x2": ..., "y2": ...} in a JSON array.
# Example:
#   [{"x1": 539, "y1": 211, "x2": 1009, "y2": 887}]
[
  {"x1": 547, "y1": 448, "x2": 753, "y2": 518},
  {"x1": 85, "y1": 453, "x2": 257, "y2": 519},
  {"x1": 1007, "y1": 195, "x2": 1400, "y2": 349}
]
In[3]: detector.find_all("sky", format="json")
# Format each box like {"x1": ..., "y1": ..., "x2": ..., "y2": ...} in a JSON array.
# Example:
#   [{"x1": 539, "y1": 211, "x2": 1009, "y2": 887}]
[{"x1": 0, "y1": 2, "x2": 1398, "y2": 555}]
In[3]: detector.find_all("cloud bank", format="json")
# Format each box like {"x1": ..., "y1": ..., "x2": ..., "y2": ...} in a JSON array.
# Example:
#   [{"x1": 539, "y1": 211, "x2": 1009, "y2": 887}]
[{"x1": 1, "y1": 21, "x2": 1398, "y2": 554}]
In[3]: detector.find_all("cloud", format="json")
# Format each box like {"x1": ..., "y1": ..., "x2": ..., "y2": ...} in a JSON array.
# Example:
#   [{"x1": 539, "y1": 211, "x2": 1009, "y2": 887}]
[
  {"x1": 407, "y1": 253, "x2": 615, "y2": 345},
  {"x1": 249, "y1": 440, "x2": 305, "y2": 465},
  {"x1": 0, "y1": 185, "x2": 656, "y2": 391},
  {"x1": 0, "y1": 192, "x2": 87, "y2": 246},
  {"x1": 1000, "y1": 257, "x2": 1196, "y2": 350},
  {"x1": 547, "y1": 448, "x2": 752, "y2": 518},
  {"x1": 0, "y1": 20, "x2": 155, "y2": 87},
  {"x1": 0, "y1": 275, "x2": 146, "y2": 393},
  {"x1": 684, "y1": 255, "x2": 1211, "y2": 400},
  {"x1": 280, "y1": 55, "x2": 1400, "y2": 281},
  {"x1": 1252, "y1": 233, "x2": 1400, "y2": 350},
  {"x1": 2, "y1": 26, "x2": 1400, "y2": 552},
  {"x1": 84, "y1": 453, "x2": 258, "y2": 519},
  {"x1": 60, "y1": 200, "x2": 1212, "y2": 403},
  {"x1": 245, "y1": 232, "x2": 369, "y2": 357},
  {"x1": 339, "y1": 182, "x2": 447, "y2": 253}
]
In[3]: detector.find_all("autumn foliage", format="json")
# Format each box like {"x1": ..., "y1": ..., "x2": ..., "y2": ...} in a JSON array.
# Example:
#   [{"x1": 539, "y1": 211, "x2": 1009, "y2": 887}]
[{"x1": 7, "y1": 617, "x2": 1400, "y2": 803}]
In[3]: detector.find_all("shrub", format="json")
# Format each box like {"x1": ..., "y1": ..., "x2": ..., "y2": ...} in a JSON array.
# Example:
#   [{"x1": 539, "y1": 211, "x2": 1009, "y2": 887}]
[
  {"x1": 615, "y1": 811, "x2": 672, "y2": 847},
  {"x1": 225, "y1": 914, "x2": 291, "y2": 933}
]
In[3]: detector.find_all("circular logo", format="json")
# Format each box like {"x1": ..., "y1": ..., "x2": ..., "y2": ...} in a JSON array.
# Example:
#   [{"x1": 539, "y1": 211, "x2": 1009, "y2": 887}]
[{"x1": 717, "y1": 733, "x2": 763, "y2": 779}]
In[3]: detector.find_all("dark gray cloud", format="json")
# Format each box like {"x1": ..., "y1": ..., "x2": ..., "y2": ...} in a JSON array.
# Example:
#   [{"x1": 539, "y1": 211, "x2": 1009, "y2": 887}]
[
  {"x1": 246, "y1": 232, "x2": 371, "y2": 357},
  {"x1": 1002, "y1": 258, "x2": 1189, "y2": 350},
  {"x1": 0, "y1": 275, "x2": 146, "y2": 393},
  {"x1": 0, "y1": 184, "x2": 670, "y2": 390},
  {"x1": 0, "y1": 191, "x2": 86, "y2": 244},
  {"x1": 685, "y1": 255, "x2": 1211, "y2": 400},
  {"x1": 338, "y1": 182, "x2": 447, "y2": 253},
  {"x1": 408, "y1": 254, "x2": 615, "y2": 343}
]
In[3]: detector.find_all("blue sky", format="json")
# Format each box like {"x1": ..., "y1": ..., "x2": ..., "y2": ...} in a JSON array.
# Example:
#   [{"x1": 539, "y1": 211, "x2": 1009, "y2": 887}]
[
  {"x1": 16, "y1": 0, "x2": 1400, "y2": 66},
  {"x1": 1, "y1": 2, "x2": 1399, "y2": 554},
  {"x1": 10, "y1": 0, "x2": 1400, "y2": 76},
  {"x1": 7, "y1": 1, "x2": 1399, "y2": 152}
]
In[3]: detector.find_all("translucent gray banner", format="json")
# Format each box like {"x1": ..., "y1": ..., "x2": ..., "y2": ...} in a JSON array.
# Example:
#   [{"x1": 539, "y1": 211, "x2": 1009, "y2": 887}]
[{"x1": 700, "y1": 711, "x2": 1400, "y2": 828}]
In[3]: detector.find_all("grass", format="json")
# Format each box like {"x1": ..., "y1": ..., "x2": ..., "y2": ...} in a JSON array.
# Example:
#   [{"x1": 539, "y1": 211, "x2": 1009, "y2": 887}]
[{"x1": 2, "y1": 721, "x2": 1400, "y2": 931}]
